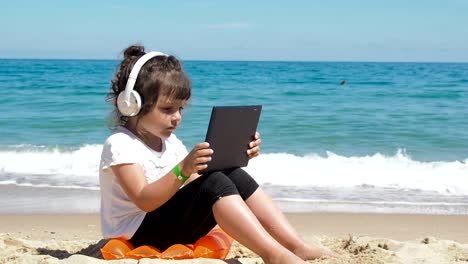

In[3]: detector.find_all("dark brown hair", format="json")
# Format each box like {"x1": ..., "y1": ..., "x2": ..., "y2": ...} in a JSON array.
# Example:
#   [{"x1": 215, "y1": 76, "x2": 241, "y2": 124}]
[{"x1": 107, "y1": 45, "x2": 191, "y2": 125}]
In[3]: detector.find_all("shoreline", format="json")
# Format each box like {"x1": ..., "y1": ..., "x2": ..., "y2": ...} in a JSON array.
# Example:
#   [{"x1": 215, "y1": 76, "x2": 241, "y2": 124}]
[{"x1": 2, "y1": 184, "x2": 468, "y2": 215}]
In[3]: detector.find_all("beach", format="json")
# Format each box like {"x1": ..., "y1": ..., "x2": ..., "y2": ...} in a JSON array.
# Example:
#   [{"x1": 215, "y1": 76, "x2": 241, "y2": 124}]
[{"x1": 1, "y1": 213, "x2": 467, "y2": 264}]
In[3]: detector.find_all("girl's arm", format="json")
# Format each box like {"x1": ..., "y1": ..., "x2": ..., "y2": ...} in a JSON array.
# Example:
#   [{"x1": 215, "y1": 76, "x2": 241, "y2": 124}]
[{"x1": 112, "y1": 142, "x2": 213, "y2": 212}]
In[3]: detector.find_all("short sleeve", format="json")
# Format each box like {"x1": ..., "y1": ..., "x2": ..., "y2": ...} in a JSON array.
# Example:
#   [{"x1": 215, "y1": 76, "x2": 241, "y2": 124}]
[{"x1": 100, "y1": 133, "x2": 139, "y2": 171}]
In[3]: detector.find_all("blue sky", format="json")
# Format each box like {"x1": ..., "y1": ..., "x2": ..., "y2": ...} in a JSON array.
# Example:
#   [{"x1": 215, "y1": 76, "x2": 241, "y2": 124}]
[{"x1": 1, "y1": 0, "x2": 467, "y2": 62}]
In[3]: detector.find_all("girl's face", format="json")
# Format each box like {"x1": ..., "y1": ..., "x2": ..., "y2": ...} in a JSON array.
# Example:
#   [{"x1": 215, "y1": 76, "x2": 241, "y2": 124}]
[{"x1": 138, "y1": 95, "x2": 186, "y2": 139}]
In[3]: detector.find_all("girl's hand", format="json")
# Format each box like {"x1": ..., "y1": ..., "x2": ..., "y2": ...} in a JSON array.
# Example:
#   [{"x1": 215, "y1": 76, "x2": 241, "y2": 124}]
[
  {"x1": 247, "y1": 131, "x2": 261, "y2": 159},
  {"x1": 180, "y1": 142, "x2": 213, "y2": 176}
]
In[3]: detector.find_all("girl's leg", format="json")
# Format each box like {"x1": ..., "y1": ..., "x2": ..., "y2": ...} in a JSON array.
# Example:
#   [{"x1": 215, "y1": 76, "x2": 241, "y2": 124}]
[
  {"x1": 225, "y1": 168, "x2": 337, "y2": 260},
  {"x1": 131, "y1": 170, "x2": 304, "y2": 263},
  {"x1": 130, "y1": 170, "x2": 251, "y2": 249},
  {"x1": 212, "y1": 194, "x2": 306, "y2": 264},
  {"x1": 245, "y1": 188, "x2": 338, "y2": 259}
]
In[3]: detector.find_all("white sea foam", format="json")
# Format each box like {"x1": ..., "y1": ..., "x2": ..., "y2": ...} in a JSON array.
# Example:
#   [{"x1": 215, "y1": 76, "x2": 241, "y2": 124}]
[
  {"x1": 244, "y1": 150, "x2": 468, "y2": 195},
  {"x1": 0, "y1": 144, "x2": 102, "y2": 187},
  {"x1": 1, "y1": 145, "x2": 467, "y2": 214},
  {"x1": 0, "y1": 145, "x2": 467, "y2": 196}
]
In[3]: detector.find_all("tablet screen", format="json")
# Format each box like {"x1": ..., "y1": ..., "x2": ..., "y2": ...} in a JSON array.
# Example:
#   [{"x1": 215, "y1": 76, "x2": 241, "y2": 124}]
[{"x1": 199, "y1": 105, "x2": 262, "y2": 174}]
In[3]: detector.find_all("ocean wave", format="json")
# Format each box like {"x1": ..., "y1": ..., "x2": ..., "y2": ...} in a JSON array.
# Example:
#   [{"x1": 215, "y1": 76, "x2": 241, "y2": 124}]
[
  {"x1": 0, "y1": 145, "x2": 467, "y2": 195},
  {"x1": 0, "y1": 144, "x2": 101, "y2": 187},
  {"x1": 244, "y1": 150, "x2": 468, "y2": 195}
]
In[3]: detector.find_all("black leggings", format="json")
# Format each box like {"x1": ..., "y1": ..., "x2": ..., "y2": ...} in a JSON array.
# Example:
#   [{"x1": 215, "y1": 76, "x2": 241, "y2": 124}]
[{"x1": 129, "y1": 168, "x2": 259, "y2": 250}]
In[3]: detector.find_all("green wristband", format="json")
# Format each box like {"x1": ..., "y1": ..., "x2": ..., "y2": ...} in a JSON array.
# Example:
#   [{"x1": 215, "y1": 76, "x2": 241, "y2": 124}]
[{"x1": 172, "y1": 164, "x2": 189, "y2": 183}]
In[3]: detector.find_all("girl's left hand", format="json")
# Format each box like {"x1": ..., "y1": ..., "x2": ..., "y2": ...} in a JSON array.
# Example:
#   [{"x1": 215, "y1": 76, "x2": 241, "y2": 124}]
[{"x1": 247, "y1": 131, "x2": 261, "y2": 159}]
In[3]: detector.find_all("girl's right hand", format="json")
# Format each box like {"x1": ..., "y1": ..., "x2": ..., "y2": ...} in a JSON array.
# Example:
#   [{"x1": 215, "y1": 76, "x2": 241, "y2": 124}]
[{"x1": 180, "y1": 142, "x2": 213, "y2": 176}]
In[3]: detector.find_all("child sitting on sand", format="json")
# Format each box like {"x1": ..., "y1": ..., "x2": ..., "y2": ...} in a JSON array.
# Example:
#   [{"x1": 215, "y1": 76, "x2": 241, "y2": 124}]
[{"x1": 99, "y1": 44, "x2": 337, "y2": 264}]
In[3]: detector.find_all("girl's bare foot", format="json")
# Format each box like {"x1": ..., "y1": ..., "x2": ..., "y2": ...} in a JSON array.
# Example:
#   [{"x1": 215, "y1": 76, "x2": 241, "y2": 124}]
[
  {"x1": 293, "y1": 243, "x2": 340, "y2": 260},
  {"x1": 267, "y1": 250, "x2": 307, "y2": 264}
]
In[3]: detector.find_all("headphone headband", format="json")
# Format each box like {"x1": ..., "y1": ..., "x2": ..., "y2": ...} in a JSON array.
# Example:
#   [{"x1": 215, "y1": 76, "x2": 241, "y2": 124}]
[
  {"x1": 117, "y1": 51, "x2": 168, "y2": 116},
  {"x1": 122, "y1": 51, "x2": 168, "y2": 103}
]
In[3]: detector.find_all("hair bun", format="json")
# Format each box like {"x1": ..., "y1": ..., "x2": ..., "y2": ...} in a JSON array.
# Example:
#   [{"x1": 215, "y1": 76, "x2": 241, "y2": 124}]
[{"x1": 123, "y1": 45, "x2": 145, "y2": 59}]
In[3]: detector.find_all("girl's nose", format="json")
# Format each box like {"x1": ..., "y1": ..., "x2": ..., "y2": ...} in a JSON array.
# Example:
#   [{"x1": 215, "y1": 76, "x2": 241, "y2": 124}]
[{"x1": 172, "y1": 109, "x2": 182, "y2": 122}]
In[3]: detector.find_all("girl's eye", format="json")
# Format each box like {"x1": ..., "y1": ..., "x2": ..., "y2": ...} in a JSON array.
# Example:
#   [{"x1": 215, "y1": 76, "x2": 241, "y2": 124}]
[
  {"x1": 160, "y1": 105, "x2": 185, "y2": 113},
  {"x1": 161, "y1": 107, "x2": 183, "y2": 114}
]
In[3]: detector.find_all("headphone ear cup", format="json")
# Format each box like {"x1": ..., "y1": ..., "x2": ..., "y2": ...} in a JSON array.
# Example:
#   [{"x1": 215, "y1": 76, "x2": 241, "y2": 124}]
[{"x1": 116, "y1": 90, "x2": 142, "y2": 117}]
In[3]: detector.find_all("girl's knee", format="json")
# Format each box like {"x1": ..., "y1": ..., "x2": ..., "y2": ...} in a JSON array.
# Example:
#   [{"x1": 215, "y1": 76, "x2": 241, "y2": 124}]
[
  {"x1": 225, "y1": 168, "x2": 259, "y2": 200},
  {"x1": 226, "y1": 168, "x2": 252, "y2": 182},
  {"x1": 200, "y1": 172, "x2": 239, "y2": 203}
]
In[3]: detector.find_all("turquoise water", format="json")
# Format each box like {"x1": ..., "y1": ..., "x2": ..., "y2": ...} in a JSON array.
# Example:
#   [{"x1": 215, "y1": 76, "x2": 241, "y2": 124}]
[
  {"x1": 1, "y1": 59, "x2": 467, "y2": 160},
  {"x1": 1, "y1": 59, "x2": 467, "y2": 214}
]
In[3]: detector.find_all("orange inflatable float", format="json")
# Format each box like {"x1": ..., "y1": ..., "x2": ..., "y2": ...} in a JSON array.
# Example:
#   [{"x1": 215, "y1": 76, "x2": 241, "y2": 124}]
[{"x1": 100, "y1": 228, "x2": 234, "y2": 260}]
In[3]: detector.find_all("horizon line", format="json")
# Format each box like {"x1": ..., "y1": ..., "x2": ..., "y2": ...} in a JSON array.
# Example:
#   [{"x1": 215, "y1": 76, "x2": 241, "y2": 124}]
[{"x1": 0, "y1": 57, "x2": 467, "y2": 64}]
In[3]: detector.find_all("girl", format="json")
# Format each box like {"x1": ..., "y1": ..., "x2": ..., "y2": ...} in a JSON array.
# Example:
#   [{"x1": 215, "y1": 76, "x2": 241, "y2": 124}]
[{"x1": 99, "y1": 45, "x2": 337, "y2": 264}]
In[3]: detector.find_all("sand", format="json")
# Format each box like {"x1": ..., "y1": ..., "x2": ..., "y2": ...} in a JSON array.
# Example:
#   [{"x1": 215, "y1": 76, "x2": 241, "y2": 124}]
[{"x1": 1, "y1": 213, "x2": 467, "y2": 264}]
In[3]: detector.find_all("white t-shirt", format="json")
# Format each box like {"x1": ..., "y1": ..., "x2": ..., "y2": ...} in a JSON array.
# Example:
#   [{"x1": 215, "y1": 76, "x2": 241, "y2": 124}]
[{"x1": 99, "y1": 126, "x2": 189, "y2": 239}]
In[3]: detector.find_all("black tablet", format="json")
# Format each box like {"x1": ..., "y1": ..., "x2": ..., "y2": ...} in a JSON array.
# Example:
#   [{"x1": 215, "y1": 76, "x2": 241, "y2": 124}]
[{"x1": 199, "y1": 105, "x2": 262, "y2": 174}]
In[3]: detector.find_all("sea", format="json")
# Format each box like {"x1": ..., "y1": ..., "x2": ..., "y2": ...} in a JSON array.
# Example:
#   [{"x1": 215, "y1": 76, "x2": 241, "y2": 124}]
[{"x1": 0, "y1": 59, "x2": 467, "y2": 215}]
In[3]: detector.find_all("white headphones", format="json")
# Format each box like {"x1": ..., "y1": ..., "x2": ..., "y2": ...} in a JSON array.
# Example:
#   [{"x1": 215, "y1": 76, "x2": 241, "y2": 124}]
[{"x1": 116, "y1": 51, "x2": 168, "y2": 116}]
